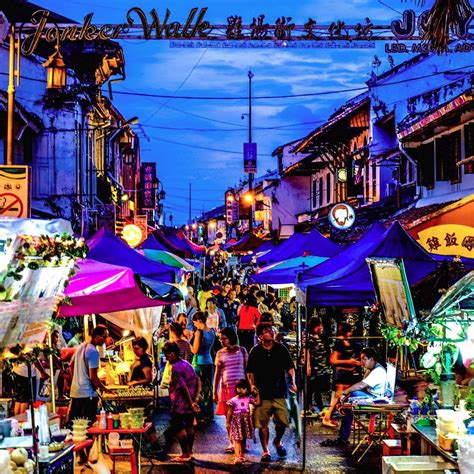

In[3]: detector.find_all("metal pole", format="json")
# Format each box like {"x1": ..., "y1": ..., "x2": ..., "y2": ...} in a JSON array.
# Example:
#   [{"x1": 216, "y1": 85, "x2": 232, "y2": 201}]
[
  {"x1": 248, "y1": 70, "x2": 253, "y2": 234},
  {"x1": 7, "y1": 25, "x2": 16, "y2": 166},
  {"x1": 27, "y1": 364, "x2": 38, "y2": 462},
  {"x1": 47, "y1": 331, "x2": 56, "y2": 414}
]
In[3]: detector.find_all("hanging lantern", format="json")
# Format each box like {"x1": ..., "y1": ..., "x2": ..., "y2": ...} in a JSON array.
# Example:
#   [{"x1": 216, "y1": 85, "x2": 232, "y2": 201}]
[
  {"x1": 159, "y1": 189, "x2": 166, "y2": 200},
  {"x1": 42, "y1": 45, "x2": 66, "y2": 90}
]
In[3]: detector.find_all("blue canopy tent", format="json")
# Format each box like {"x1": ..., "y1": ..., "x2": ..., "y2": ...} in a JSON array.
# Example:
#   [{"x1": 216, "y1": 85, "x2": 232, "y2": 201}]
[
  {"x1": 142, "y1": 233, "x2": 172, "y2": 252},
  {"x1": 256, "y1": 228, "x2": 342, "y2": 267},
  {"x1": 87, "y1": 228, "x2": 177, "y2": 283},
  {"x1": 298, "y1": 222, "x2": 438, "y2": 307},
  {"x1": 241, "y1": 239, "x2": 277, "y2": 264},
  {"x1": 251, "y1": 255, "x2": 328, "y2": 285},
  {"x1": 297, "y1": 222, "x2": 386, "y2": 283}
]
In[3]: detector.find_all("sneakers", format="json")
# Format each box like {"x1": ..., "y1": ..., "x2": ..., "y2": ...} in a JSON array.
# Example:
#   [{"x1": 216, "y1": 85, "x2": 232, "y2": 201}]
[
  {"x1": 273, "y1": 441, "x2": 287, "y2": 457},
  {"x1": 260, "y1": 452, "x2": 272, "y2": 463}
]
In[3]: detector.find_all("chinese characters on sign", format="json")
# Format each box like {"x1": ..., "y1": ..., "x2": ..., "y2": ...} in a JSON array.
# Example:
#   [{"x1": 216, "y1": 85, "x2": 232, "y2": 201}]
[
  {"x1": 0, "y1": 166, "x2": 30, "y2": 218},
  {"x1": 244, "y1": 143, "x2": 257, "y2": 174},
  {"x1": 140, "y1": 162, "x2": 156, "y2": 210},
  {"x1": 225, "y1": 190, "x2": 239, "y2": 225},
  {"x1": 417, "y1": 225, "x2": 474, "y2": 259}
]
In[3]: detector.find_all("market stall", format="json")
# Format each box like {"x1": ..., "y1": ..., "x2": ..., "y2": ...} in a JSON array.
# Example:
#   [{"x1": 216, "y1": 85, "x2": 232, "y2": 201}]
[{"x1": 0, "y1": 219, "x2": 87, "y2": 473}]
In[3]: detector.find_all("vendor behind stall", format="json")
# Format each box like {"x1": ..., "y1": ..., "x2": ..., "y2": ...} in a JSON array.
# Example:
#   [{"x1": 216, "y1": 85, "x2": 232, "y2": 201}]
[
  {"x1": 128, "y1": 337, "x2": 153, "y2": 386},
  {"x1": 68, "y1": 325, "x2": 111, "y2": 425}
]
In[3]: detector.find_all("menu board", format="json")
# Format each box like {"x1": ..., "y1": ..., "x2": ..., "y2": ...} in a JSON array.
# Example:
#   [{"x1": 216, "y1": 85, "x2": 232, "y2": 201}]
[{"x1": 367, "y1": 258, "x2": 417, "y2": 329}]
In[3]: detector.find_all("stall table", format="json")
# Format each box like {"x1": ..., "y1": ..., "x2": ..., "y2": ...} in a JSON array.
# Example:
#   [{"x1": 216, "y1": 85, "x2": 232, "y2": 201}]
[
  {"x1": 87, "y1": 422, "x2": 152, "y2": 474},
  {"x1": 412, "y1": 423, "x2": 458, "y2": 464},
  {"x1": 38, "y1": 444, "x2": 75, "y2": 474}
]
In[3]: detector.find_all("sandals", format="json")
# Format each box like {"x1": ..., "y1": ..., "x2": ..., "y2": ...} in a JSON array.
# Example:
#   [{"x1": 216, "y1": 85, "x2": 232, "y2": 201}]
[
  {"x1": 233, "y1": 456, "x2": 245, "y2": 464},
  {"x1": 170, "y1": 455, "x2": 192, "y2": 462},
  {"x1": 321, "y1": 419, "x2": 339, "y2": 428}
]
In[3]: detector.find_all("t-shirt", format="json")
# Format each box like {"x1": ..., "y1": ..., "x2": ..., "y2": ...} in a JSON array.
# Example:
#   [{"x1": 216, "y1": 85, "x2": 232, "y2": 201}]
[
  {"x1": 363, "y1": 363, "x2": 387, "y2": 397},
  {"x1": 227, "y1": 395, "x2": 255, "y2": 414},
  {"x1": 246, "y1": 343, "x2": 294, "y2": 400},
  {"x1": 215, "y1": 347, "x2": 248, "y2": 388},
  {"x1": 169, "y1": 359, "x2": 199, "y2": 414},
  {"x1": 70, "y1": 342, "x2": 100, "y2": 398},
  {"x1": 238, "y1": 305, "x2": 261, "y2": 330},
  {"x1": 177, "y1": 339, "x2": 193, "y2": 363},
  {"x1": 130, "y1": 353, "x2": 153, "y2": 383}
]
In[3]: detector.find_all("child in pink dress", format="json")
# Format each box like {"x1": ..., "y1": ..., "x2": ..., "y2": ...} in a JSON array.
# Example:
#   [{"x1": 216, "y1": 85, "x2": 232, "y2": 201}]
[{"x1": 226, "y1": 379, "x2": 260, "y2": 464}]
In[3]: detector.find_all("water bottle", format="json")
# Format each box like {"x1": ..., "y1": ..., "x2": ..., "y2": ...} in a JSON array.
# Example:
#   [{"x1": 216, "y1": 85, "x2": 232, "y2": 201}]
[{"x1": 410, "y1": 397, "x2": 420, "y2": 422}]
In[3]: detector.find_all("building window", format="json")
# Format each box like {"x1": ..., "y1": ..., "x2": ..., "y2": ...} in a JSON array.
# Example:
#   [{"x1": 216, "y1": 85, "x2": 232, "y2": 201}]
[
  {"x1": 450, "y1": 130, "x2": 461, "y2": 184},
  {"x1": 372, "y1": 162, "x2": 377, "y2": 197},
  {"x1": 319, "y1": 177, "x2": 323, "y2": 207},
  {"x1": 365, "y1": 163, "x2": 370, "y2": 200},
  {"x1": 464, "y1": 123, "x2": 474, "y2": 174},
  {"x1": 312, "y1": 179, "x2": 317, "y2": 209},
  {"x1": 417, "y1": 142, "x2": 435, "y2": 188},
  {"x1": 326, "y1": 173, "x2": 331, "y2": 204},
  {"x1": 435, "y1": 135, "x2": 451, "y2": 181}
]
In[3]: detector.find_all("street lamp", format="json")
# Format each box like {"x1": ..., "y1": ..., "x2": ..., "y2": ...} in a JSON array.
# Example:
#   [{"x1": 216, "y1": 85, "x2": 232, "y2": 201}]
[
  {"x1": 247, "y1": 70, "x2": 254, "y2": 233},
  {"x1": 42, "y1": 44, "x2": 67, "y2": 90}
]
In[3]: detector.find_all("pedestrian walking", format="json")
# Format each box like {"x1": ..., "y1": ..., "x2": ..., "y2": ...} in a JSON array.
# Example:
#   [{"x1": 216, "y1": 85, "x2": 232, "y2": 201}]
[
  {"x1": 226, "y1": 379, "x2": 260, "y2": 465},
  {"x1": 213, "y1": 327, "x2": 248, "y2": 452},
  {"x1": 246, "y1": 322, "x2": 297, "y2": 463},
  {"x1": 322, "y1": 322, "x2": 360, "y2": 428},
  {"x1": 237, "y1": 295, "x2": 261, "y2": 353},
  {"x1": 162, "y1": 342, "x2": 201, "y2": 462},
  {"x1": 191, "y1": 311, "x2": 216, "y2": 423}
]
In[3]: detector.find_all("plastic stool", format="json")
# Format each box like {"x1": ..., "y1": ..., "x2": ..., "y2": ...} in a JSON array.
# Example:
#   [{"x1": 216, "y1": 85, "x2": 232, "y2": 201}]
[
  {"x1": 382, "y1": 439, "x2": 402, "y2": 456},
  {"x1": 109, "y1": 447, "x2": 138, "y2": 474}
]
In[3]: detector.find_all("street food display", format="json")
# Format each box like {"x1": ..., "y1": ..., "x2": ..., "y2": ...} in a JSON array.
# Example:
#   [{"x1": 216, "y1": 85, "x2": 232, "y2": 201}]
[{"x1": 102, "y1": 386, "x2": 154, "y2": 401}]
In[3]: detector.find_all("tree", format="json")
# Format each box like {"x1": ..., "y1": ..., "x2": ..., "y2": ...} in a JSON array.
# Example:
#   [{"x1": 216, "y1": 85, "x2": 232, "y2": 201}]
[{"x1": 404, "y1": 0, "x2": 473, "y2": 53}]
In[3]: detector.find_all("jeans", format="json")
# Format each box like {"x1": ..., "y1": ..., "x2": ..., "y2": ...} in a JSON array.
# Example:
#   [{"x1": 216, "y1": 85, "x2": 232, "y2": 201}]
[{"x1": 339, "y1": 391, "x2": 375, "y2": 442}]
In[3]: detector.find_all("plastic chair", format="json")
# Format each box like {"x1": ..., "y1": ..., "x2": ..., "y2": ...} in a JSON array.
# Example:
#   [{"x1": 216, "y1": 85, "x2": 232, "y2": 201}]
[{"x1": 109, "y1": 446, "x2": 138, "y2": 474}]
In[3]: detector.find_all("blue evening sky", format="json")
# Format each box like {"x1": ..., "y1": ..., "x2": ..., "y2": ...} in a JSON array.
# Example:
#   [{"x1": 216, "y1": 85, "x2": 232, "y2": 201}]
[{"x1": 37, "y1": 0, "x2": 431, "y2": 224}]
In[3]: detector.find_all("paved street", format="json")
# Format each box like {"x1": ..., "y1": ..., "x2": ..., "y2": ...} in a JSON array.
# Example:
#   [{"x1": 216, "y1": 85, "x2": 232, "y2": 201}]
[{"x1": 79, "y1": 407, "x2": 380, "y2": 473}]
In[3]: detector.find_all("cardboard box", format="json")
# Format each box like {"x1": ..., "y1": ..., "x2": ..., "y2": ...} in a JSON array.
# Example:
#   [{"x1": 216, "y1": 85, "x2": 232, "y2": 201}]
[{"x1": 382, "y1": 455, "x2": 457, "y2": 474}]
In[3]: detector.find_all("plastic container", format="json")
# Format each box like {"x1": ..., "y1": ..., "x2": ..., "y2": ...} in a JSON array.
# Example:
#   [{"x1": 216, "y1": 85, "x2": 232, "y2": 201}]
[
  {"x1": 99, "y1": 409, "x2": 107, "y2": 430},
  {"x1": 112, "y1": 414, "x2": 120, "y2": 429},
  {"x1": 409, "y1": 397, "x2": 420, "y2": 420},
  {"x1": 107, "y1": 413, "x2": 113, "y2": 430}
]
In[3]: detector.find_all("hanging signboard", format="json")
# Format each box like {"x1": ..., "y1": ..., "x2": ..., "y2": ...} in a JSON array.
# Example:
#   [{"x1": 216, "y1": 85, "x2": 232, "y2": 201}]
[
  {"x1": 416, "y1": 224, "x2": 474, "y2": 259},
  {"x1": 328, "y1": 203, "x2": 355, "y2": 230},
  {"x1": 244, "y1": 143, "x2": 257, "y2": 174},
  {"x1": 367, "y1": 257, "x2": 417, "y2": 330},
  {"x1": 0, "y1": 165, "x2": 30, "y2": 218},
  {"x1": 140, "y1": 162, "x2": 157, "y2": 210}
]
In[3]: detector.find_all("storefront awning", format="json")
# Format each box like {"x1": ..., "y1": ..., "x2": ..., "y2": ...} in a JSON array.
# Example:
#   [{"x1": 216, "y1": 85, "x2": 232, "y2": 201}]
[{"x1": 397, "y1": 93, "x2": 473, "y2": 141}]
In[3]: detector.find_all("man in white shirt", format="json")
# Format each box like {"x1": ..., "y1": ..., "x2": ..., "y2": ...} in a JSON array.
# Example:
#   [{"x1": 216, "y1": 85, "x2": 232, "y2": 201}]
[
  {"x1": 321, "y1": 347, "x2": 387, "y2": 446},
  {"x1": 68, "y1": 325, "x2": 111, "y2": 425}
]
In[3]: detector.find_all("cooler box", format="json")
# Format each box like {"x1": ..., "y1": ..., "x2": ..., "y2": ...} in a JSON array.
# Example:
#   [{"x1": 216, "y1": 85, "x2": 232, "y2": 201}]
[{"x1": 382, "y1": 455, "x2": 457, "y2": 474}]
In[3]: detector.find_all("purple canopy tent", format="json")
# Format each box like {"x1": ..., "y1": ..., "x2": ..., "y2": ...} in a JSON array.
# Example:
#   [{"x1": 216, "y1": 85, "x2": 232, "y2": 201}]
[
  {"x1": 141, "y1": 233, "x2": 171, "y2": 252},
  {"x1": 60, "y1": 259, "x2": 181, "y2": 316},
  {"x1": 257, "y1": 228, "x2": 342, "y2": 267},
  {"x1": 299, "y1": 222, "x2": 438, "y2": 306},
  {"x1": 87, "y1": 228, "x2": 177, "y2": 283},
  {"x1": 153, "y1": 228, "x2": 206, "y2": 258},
  {"x1": 224, "y1": 234, "x2": 265, "y2": 253},
  {"x1": 241, "y1": 239, "x2": 277, "y2": 264}
]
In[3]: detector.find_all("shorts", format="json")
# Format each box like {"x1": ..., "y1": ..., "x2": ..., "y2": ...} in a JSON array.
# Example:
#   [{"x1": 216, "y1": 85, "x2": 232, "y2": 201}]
[
  {"x1": 335, "y1": 370, "x2": 357, "y2": 386},
  {"x1": 170, "y1": 413, "x2": 195, "y2": 430},
  {"x1": 253, "y1": 398, "x2": 289, "y2": 429}
]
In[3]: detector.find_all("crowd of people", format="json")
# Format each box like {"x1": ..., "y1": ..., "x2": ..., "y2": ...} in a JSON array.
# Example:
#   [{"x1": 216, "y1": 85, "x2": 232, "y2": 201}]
[{"x1": 4, "y1": 254, "x2": 391, "y2": 466}]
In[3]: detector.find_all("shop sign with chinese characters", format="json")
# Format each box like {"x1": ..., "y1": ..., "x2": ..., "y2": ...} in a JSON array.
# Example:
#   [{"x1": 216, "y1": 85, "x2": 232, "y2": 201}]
[
  {"x1": 417, "y1": 224, "x2": 474, "y2": 259},
  {"x1": 19, "y1": 8, "x2": 474, "y2": 56},
  {"x1": 0, "y1": 165, "x2": 30, "y2": 218},
  {"x1": 140, "y1": 162, "x2": 156, "y2": 210}
]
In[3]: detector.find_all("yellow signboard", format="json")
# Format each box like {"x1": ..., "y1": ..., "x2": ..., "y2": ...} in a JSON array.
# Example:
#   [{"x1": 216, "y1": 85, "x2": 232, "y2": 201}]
[
  {"x1": 417, "y1": 224, "x2": 474, "y2": 258},
  {"x1": 0, "y1": 166, "x2": 30, "y2": 218}
]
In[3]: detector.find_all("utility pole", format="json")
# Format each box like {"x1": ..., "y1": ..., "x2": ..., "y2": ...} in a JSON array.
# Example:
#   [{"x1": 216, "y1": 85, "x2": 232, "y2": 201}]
[
  {"x1": 7, "y1": 25, "x2": 16, "y2": 166},
  {"x1": 248, "y1": 70, "x2": 254, "y2": 233}
]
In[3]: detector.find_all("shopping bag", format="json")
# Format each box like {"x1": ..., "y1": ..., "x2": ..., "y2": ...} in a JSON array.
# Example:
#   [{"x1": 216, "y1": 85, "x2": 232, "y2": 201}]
[
  {"x1": 88, "y1": 438, "x2": 100, "y2": 463},
  {"x1": 90, "y1": 454, "x2": 111, "y2": 474},
  {"x1": 160, "y1": 361, "x2": 172, "y2": 389}
]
